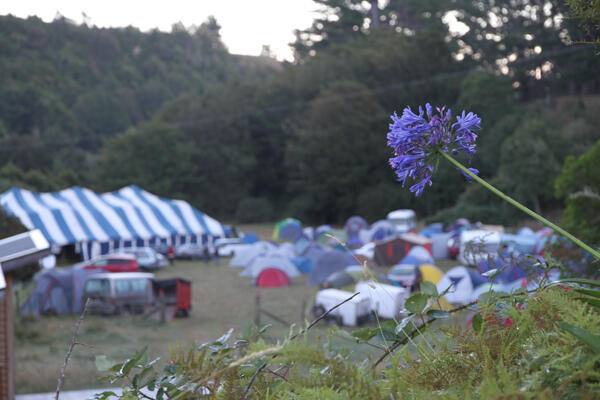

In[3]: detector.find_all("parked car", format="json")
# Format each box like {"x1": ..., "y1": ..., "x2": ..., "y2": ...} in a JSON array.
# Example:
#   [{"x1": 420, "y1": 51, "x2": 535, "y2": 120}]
[
  {"x1": 83, "y1": 272, "x2": 154, "y2": 315},
  {"x1": 214, "y1": 237, "x2": 244, "y2": 257},
  {"x1": 175, "y1": 243, "x2": 210, "y2": 260},
  {"x1": 83, "y1": 253, "x2": 139, "y2": 273},
  {"x1": 151, "y1": 243, "x2": 176, "y2": 264},
  {"x1": 117, "y1": 247, "x2": 168, "y2": 271}
]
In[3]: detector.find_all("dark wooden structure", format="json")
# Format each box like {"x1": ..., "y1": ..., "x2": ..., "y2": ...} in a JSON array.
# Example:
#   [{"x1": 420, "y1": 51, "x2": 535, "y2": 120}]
[{"x1": 0, "y1": 230, "x2": 50, "y2": 399}]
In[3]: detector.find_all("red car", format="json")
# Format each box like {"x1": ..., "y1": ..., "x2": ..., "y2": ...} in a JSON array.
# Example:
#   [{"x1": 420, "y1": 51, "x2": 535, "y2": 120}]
[{"x1": 83, "y1": 253, "x2": 139, "y2": 273}]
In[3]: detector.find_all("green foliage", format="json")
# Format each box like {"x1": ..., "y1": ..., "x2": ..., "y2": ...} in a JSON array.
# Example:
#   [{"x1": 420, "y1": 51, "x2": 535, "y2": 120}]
[
  {"x1": 0, "y1": 14, "x2": 278, "y2": 194},
  {"x1": 555, "y1": 139, "x2": 600, "y2": 245},
  {"x1": 566, "y1": 0, "x2": 600, "y2": 45},
  {"x1": 2, "y1": 3, "x2": 600, "y2": 223},
  {"x1": 455, "y1": 71, "x2": 517, "y2": 177},
  {"x1": 235, "y1": 197, "x2": 274, "y2": 224},
  {"x1": 497, "y1": 118, "x2": 562, "y2": 213},
  {"x1": 96, "y1": 283, "x2": 600, "y2": 399},
  {"x1": 285, "y1": 80, "x2": 388, "y2": 223}
]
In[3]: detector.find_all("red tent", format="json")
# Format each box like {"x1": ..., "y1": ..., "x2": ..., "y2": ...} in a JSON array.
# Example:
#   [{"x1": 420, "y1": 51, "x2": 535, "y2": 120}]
[
  {"x1": 256, "y1": 268, "x2": 291, "y2": 288},
  {"x1": 373, "y1": 233, "x2": 432, "y2": 266}
]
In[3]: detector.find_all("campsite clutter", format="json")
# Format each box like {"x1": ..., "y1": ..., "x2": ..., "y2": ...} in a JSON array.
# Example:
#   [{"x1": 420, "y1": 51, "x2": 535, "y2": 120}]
[
  {"x1": 3, "y1": 185, "x2": 227, "y2": 320},
  {"x1": 3, "y1": 186, "x2": 564, "y2": 326},
  {"x1": 224, "y1": 211, "x2": 561, "y2": 326}
]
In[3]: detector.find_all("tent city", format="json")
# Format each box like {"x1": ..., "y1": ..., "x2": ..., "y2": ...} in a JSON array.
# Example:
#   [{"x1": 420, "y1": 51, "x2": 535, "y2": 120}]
[{"x1": 0, "y1": 1, "x2": 599, "y2": 399}]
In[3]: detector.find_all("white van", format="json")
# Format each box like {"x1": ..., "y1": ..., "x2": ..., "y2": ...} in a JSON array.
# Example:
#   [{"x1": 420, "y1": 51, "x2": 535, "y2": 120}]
[
  {"x1": 386, "y1": 209, "x2": 416, "y2": 234},
  {"x1": 83, "y1": 272, "x2": 155, "y2": 315},
  {"x1": 355, "y1": 281, "x2": 409, "y2": 320},
  {"x1": 312, "y1": 289, "x2": 371, "y2": 326},
  {"x1": 458, "y1": 230, "x2": 501, "y2": 266}
]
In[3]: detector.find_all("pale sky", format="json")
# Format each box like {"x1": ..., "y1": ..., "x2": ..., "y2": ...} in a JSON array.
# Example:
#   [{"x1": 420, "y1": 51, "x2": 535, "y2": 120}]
[{"x1": 0, "y1": 0, "x2": 319, "y2": 61}]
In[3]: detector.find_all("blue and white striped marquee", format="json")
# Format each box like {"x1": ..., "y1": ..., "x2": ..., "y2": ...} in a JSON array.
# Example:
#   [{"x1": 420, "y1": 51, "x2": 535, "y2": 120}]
[{"x1": 0, "y1": 185, "x2": 225, "y2": 259}]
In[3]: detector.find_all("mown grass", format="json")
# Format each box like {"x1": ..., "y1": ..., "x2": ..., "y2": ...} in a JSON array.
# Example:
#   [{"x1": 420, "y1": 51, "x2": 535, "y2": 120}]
[{"x1": 14, "y1": 258, "x2": 326, "y2": 394}]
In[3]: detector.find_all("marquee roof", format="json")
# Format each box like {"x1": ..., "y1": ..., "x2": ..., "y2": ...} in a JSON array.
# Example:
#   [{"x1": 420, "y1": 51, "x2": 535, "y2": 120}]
[{"x1": 0, "y1": 185, "x2": 224, "y2": 245}]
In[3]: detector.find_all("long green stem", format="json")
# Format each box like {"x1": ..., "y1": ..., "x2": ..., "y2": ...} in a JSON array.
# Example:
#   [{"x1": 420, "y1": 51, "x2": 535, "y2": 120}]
[{"x1": 440, "y1": 151, "x2": 600, "y2": 260}]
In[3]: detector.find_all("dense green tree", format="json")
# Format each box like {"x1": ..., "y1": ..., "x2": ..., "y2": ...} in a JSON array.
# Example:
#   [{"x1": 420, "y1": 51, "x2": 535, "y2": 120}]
[
  {"x1": 555, "y1": 139, "x2": 600, "y2": 244},
  {"x1": 451, "y1": 0, "x2": 600, "y2": 98},
  {"x1": 285, "y1": 80, "x2": 389, "y2": 223},
  {"x1": 455, "y1": 71, "x2": 518, "y2": 176},
  {"x1": 96, "y1": 123, "x2": 197, "y2": 202},
  {"x1": 0, "y1": 14, "x2": 277, "y2": 178},
  {"x1": 566, "y1": 0, "x2": 600, "y2": 45},
  {"x1": 497, "y1": 119, "x2": 561, "y2": 213}
]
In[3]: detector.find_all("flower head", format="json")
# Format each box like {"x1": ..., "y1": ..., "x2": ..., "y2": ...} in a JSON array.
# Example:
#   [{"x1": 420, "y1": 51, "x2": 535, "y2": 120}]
[{"x1": 387, "y1": 103, "x2": 481, "y2": 196}]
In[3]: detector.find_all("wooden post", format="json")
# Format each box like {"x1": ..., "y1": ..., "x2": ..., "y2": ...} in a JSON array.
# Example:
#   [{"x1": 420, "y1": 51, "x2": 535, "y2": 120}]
[
  {"x1": 254, "y1": 291, "x2": 261, "y2": 326},
  {"x1": 159, "y1": 289, "x2": 166, "y2": 324},
  {"x1": 0, "y1": 275, "x2": 14, "y2": 400}
]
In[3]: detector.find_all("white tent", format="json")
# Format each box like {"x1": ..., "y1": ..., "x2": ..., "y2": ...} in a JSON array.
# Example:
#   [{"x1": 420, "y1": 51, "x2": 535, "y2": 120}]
[
  {"x1": 437, "y1": 266, "x2": 489, "y2": 305},
  {"x1": 406, "y1": 246, "x2": 434, "y2": 265},
  {"x1": 0, "y1": 185, "x2": 225, "y2": 260},
  {"x1": 278, "y1": 242, "x2": 297, "y2": 258},
  {"x1": 355, "y1": 281, "x2": 409, "y2": 320},
  {"x1": 229, "y1": 241, "x2": 277, "y2": 268},
  {"x1": 240, "y1": 254, "x2": 300, "y2": 278}
]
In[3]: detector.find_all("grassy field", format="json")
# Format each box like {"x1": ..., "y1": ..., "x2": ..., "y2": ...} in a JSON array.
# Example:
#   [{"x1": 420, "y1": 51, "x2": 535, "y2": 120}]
[
  {"x1": 15, "y1": 258, "x2": 328, "y2": 394},
  {"x1": 14, "y1": 225, "x2": 463, "y2": 394}
]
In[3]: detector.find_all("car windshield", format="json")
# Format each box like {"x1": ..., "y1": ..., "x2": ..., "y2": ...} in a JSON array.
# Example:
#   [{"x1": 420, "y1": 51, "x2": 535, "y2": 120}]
[
  {"x1": 85, "y1": 279, "x2": 110, "y2": 293},
  {"x1": 115, "y1": 278, "x2": 148, "y2": 293}
]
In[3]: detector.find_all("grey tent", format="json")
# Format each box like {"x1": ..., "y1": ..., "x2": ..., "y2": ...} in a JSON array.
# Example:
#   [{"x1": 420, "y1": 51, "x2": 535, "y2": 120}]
[
  {"x1": 307, "y1": 250, "x2": 358, "y2": 286},
  {"x1": 21, "y1": 267, "x2": 95, "y2": 315},
  {"x1": 321, "y1": 271, "x2": 356, "y2": 289},
  {"x1": 344, "y1": 216, "x2": 368, "y2": 237}
]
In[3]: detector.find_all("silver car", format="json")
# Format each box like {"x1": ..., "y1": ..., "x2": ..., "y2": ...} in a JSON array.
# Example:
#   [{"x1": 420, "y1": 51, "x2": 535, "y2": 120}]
[{"x1": 117, "y1": 247, "x2": 169, "y2": 271}]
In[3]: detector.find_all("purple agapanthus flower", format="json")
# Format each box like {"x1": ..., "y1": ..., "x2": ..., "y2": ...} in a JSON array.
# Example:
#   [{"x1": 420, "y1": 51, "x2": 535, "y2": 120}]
[{"x1": 387, "y1": 104, "x2": 481, "y2": 196}]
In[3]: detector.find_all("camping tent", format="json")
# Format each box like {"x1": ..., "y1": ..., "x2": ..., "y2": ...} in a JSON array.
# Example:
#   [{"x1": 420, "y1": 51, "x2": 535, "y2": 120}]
[
  {"x1": 307, "y1": 250, "x2": 358, "y2": 286},
  {"x1": 291, "y1": 257, "x2": 314, "y2": 274},
  {"x1": 437, "y1": 266, "x2": 489, "y2": 305},
  {"x1": 419, "y1": 264, "x2": 444, "y2": 286},
  {"x1": 303, "y1": 243, "x2": 326, "y2": 265},
  {"x1": 316, "y1": 229, "x2": 348, "y2": 248},
  {"x1": 294, "y1": 237, "x2": 311, "y2": 256},
  {"x1": 0, "y1": 185, "x2": 225, "y2": 260},
  {"x1": 273, "y1": 218, "x2": 302, "y2": 241},
  {"x1": 344, "y1": 216, "x2": 368, "y2": 237},
  {"x1": 430, "y1": 232, "x2": 452, "y2": 259},
  {"x1": 240, "y1": 254, "x2": 300, "y2": 279},
  {"x1": 256, "y1": 268, "x2": 291, "y2": 287},
  {"x1": 477, "y1": 254, "x2": 529, "y2": 284},
  {"x1": 360, "y1": 220, "x2": 396, "y2": 243},
  {"x1": 321, "y1": 271, "x2": 356, "y2": 289},
  {"x1": 420, "y1": 223, "x2": 444, "y2": 237},
  {"x1": 277, "y1": 242, "x2": 297, "y2": 258},
  {"x1": 405, "y1": 246, "x2": 434, "y2": 266},
  {"x1": 241, "y1": 232, "x2": 259, "y2": 244},
  {"x1": 229, "y1": 241, "x2": 277, "y2": 268},
  {"x1": 21, "y1": 267, "x2": 95, "y2": 315},
  {"x1": 373, "y1": 237, "x2": 406, "y2": 266}
]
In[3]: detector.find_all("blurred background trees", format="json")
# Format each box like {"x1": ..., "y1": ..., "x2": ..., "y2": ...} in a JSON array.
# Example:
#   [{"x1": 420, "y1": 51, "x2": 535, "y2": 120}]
[{"x1": 0, "y1": 0, "x2": 599, "y2": 226}]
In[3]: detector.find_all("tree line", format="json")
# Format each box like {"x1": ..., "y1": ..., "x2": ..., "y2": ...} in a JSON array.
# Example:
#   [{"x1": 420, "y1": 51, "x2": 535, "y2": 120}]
[{"x1": 0, "y1": 0, "x2": 599, "y2": 229}]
